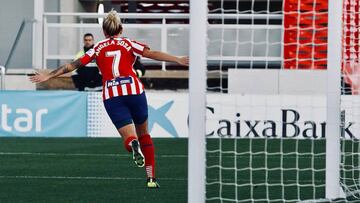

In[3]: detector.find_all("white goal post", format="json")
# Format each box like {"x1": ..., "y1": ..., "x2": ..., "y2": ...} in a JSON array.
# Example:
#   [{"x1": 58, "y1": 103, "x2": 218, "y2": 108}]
[
  {"x1": 326, "y1": 0, "x2": 343, "y2": 199},
  {"x1": 188, "y1": 0, "x2": 207, "y2": 203}
]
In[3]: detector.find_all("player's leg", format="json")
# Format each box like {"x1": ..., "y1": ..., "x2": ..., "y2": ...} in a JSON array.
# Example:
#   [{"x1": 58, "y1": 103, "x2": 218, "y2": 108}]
[
  {"x1": 117, "y1": 124, "x2": 145, "y2": 167},
  {"x1": 135, "y1": 120, "x2": 159, "y2": 188},
  {"x1": 103, "y1": 96, "x2": 145, "y2": 167},
  {"x1": 135, "y1": 120, "x2": 155, "y2": 177},
  {"x1": 117, "y1": 124, "x2": 136, "y2": 151},
  {"x1": 127, "y1": 92, "x2": 159, "y2": 188}
]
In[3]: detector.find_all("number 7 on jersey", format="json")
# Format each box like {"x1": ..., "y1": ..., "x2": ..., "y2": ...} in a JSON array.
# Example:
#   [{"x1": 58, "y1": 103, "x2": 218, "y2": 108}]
[{"x1": 106, "y1": 50, "x2": 122, "y2": 77}]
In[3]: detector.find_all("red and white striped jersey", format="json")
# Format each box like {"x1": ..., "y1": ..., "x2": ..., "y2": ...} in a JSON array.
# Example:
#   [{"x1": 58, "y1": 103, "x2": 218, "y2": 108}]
[{"x1": 80, "y1": 37, "x2": 148, "y2": 100}]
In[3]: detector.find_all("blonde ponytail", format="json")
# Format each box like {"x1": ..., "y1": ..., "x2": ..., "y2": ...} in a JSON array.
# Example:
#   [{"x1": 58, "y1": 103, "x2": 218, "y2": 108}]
[{"x1": 103, "y1": 9, "x2": 123, "y2": 36}]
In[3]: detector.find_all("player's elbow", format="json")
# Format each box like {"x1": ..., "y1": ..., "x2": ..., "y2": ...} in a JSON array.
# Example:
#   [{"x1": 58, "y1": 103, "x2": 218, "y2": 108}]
[
  {"x1": 143, "y1": 49, "x2": 152, "y2": 58},
  {"x1": 143, "y1": 49, "x2": 159, "y2": 59}
]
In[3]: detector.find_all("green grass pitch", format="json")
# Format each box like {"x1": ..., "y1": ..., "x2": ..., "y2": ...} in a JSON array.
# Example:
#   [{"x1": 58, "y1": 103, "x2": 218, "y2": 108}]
[
  {"x1": 0, "y1": 138, "x2": 187, "y2": 203},
  {"x1": 0, "y1": 138, "x2": 354, "y2": 202}
]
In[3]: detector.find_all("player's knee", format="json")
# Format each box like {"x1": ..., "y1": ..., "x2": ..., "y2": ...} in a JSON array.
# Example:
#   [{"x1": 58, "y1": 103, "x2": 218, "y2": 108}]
[{"x1": 117, "y1": 122, "x2": 137, "y2": 138}]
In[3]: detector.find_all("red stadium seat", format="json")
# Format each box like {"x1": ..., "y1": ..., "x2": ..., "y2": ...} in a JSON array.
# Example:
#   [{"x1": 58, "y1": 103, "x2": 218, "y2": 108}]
[
  {"x1": 284, "y1": 59, "x2": 298, "y2": 69},
  {"x1": 283, "y1": 0, "x2": 328, "y2": 69},
  {"x1": 314, "y1": 29, "x2": 328, "y2": 43},
  {"x1": 297, "y1": 45, "x2": 313, "y2": 59}
]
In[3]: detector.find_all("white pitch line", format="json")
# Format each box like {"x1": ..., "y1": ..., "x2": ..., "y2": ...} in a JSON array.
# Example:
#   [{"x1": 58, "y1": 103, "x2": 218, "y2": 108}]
[
  {"x1": 0, "y1": 152, "x2": 325, "y2": 159},
  {"x1": 0, "y1": 175, "x2": 325, "y2": 184},
  {"x1": 0, "y1": 152, "x2": 187, "y2": 158},
  {"x1": 0, "y1": 175, "x2": 187, "y2": 181}
]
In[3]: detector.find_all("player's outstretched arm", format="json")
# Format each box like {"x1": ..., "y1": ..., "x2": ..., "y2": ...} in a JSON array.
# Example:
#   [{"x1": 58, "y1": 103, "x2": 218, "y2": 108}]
[
  {"x1": 143, "y1": 48, "x2": 189, "y2": 66},
  {"x1": 29, "y1": 59, "x2": 83, "y2": 83}
]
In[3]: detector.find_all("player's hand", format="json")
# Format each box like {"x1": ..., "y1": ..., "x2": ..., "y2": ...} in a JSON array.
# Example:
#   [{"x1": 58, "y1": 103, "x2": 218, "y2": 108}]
[
  {"x1": 176, "y1": 56, "x2": 189, "y2": 66},
  {"x1": 29, "y1": 71, "x2": 51, "y2": 83}
]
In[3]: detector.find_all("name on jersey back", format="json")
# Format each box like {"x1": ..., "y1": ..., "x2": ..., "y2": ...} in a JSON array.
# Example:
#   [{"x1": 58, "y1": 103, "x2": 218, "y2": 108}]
[{"x1": 95, "y1": 40, "x2": 131, "y2": 56}]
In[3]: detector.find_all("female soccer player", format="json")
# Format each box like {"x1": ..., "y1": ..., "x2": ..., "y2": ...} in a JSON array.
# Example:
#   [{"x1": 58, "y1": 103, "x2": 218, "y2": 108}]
[{"x1": 30, "y1": 10, "x2": 189, "y2": 188}]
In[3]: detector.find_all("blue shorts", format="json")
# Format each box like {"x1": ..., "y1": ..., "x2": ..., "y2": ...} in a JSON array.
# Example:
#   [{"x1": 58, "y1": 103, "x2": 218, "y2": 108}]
[{"x1": 103, "y1": 92, "x2": 148, "y2": 129}]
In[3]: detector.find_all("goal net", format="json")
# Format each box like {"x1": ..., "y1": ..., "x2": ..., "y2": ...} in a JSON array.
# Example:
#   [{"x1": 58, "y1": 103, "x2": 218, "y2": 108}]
[
  {"x1": 189, "y1": 0, "x2": 360, "y2": 202},
  {"x1": 341, "y1": 0, "x2": 360, "y2": 200}
]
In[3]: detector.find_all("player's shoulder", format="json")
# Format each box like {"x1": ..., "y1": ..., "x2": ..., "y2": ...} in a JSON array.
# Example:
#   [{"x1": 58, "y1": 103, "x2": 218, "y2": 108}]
[
  {"x1": 117, "y1": 37, "x2": 146, "y2": 49},
  {"x1": 94, "y1": 38, "x2": 111, "y2": 48}
]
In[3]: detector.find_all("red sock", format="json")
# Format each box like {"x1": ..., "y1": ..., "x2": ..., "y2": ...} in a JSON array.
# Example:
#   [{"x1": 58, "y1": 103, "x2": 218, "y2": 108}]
[
  {"x1": 138, "y1": 134, "x2": 155, "y2": 178},
  {"x1": 124, "y1": 136, "x2": 137, "y2": 152}
]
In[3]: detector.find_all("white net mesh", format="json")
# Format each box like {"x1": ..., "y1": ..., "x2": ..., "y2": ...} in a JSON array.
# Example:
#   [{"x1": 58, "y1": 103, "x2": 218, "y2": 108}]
[
  {"x1": 205, "y1": 95, "x2": 329, "y2": 202},
  {"x1": 340, "y1": 0, "x2": 360, "y2": 200},
  {"x1": 341, "y1": 97, "x2": 360, "y2": 200},
  {"x1": 204, "y1": 0, "x2": 358, "y2": 202},
  {"x1": 207, "y1": 0, "x2": 283, "y2": 93}
]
